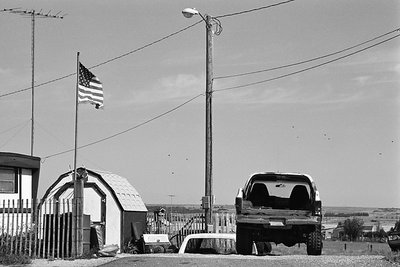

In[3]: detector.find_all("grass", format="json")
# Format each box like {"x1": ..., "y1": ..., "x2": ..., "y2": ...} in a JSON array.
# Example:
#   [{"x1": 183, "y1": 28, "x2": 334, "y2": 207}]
[
  {"x1": 270, "y1": 240, "x2": 400, "y2": 264},
  {"x1": 271, "y1": 240, "x2": 392, "y2": 256},
  {"x1": 0, "y1": 245, "x2": 32, "y2": 265},
  {"x1": 383, "y1": 251, "x2": 400, "y2": 264}
]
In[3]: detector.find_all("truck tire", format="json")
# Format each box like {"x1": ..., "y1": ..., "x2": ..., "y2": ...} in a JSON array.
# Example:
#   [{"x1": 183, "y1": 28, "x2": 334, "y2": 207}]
[
  {"x1": 307, "y1": 225, "x2": 322, "y2": 255},
  {"x1": 236, "y1": 224, "x2": 253, "y2": 255}
]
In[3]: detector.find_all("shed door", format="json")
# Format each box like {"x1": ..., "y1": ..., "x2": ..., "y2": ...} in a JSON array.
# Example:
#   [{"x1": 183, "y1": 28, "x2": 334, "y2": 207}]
[
  {"x1": 53, "y1": 182, "x2": 107, "y2": 247},
  {"x1": 84, "y1": 183, "x2": 106, "y2": 246}
]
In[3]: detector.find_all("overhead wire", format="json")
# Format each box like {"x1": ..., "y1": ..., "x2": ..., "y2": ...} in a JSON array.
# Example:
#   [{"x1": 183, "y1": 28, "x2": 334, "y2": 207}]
[
  {"x1": 40, "y1": 29, "x2": 400, "y2": 159},
  {"x1": 42, "y1": 31, "x2": 398, "y2": 159},
  {"x1": 214, "y1": 33, "x2": 400, "y2": 92},
  {"x1": 215, "y1": 0, "x2": 295, "y2": 18},
  {"x1": 0, "y1": 20, "x2": 203, "y2": 99},
  {"x1": 0, "y1": 119, "x2": 30, "y2": 149},
  {"x1": 214, "y1": 27, "x2": 400, "y2": 80},
  {"x1": 43, "y1": 93, "x2": 204, "y2": 159},
  {"x1": 33, "y1": 1, "x2": 298, "y2": 160},
  {"x1": 1, "y1": 1, "x2": 297, "y2": 99},
  {"x1": 0, "y1": 119, "x2": 31, "y2": 135},
  {"x1": 2, "y1": 3, "x2": 397, "y2": 160},
  {"x1": 89, "y1": 20, "x2": 203, "y2": 69}
]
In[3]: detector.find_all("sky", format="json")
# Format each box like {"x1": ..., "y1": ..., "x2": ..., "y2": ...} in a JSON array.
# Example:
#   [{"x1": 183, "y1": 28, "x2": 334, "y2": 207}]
[{"x1": 0, "y1": 0, "x2": 399, "y2": 208}]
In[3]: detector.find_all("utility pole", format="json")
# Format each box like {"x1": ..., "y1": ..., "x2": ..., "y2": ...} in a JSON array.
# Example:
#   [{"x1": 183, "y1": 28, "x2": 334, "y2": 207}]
[
  {"x1": 1, "y1": 8, "x2": 64, "y2": 156},
  {"x1": 168, "y1": 194, "x2": 175, "y2": 234},
  {"x1": 182, "y1": 8, "x2": 222, "y2": 233},
  {"x1": 168, "y1": 194, "x2": 175, "y2": 216},
  {"x1": 204, "y1": 14, "x2": 213, "y2": 232}
]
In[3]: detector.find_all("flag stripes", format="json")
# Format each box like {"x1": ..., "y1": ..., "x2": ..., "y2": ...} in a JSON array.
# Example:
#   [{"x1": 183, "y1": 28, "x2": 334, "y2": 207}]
[{"x1": 78, "y1": 63, "x2": 103, "y2": 109}]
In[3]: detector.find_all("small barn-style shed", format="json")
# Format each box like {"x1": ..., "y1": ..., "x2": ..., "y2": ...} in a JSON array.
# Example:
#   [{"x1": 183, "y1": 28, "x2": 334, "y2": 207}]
[{"x1": 41, "y1": 168, "x2": 148, "y2": 249}]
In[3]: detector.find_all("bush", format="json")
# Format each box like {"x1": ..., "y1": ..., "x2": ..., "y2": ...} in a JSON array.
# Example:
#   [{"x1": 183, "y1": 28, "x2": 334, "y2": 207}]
[
  {"x1": 0, "y1": 245, "x2": 31, "y2": 265},
  {"x1": 343, "y1": 218, "x2": 364, "y2": 241},
  {"x1": 384, "y1": 251, "x2": 400, "y2": 264}
]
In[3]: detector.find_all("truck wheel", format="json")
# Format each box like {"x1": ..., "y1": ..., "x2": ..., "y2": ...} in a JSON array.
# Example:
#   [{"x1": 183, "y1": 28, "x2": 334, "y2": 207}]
[
  {"x1": 236, "y1": 224, "x2": 253, "y2": 255},
  {"x1": 307, "y1": 225, "x2": 322, "y2": 255}
]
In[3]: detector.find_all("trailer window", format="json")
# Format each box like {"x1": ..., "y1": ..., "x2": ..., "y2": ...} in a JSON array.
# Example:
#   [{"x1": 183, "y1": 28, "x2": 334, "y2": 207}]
[{"x1": 0, "y1": 167, "x2": 17, "y2": 193}]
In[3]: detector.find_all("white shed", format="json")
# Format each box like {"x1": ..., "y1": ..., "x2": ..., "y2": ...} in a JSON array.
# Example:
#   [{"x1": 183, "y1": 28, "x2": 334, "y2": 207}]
[{"x1": 41, "y1": 168, "x2": 148, "y2": 249}]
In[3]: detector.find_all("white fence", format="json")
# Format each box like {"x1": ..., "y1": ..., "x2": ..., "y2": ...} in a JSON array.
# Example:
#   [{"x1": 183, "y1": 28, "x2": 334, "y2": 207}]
[{"x1": 146, "y1": 212, "x2": 236, "y2": 247}]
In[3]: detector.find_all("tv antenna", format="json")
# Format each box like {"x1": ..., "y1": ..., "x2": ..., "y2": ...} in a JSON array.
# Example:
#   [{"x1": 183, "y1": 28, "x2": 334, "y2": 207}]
[{"x1": 1, "y1": 8, "x2": 65, "y2": 156}]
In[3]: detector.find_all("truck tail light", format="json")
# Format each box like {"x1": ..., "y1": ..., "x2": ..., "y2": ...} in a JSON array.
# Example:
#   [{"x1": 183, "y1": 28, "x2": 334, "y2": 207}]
[
  {"x1": 235, "y1": 188, "x2": 243, "y2": 214},
  {"x1": 314, "y1": 201, "x2": 322, "y2": 216}
]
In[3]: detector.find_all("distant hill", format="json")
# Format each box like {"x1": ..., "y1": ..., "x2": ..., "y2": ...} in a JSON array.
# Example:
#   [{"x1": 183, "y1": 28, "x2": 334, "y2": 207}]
[{"x1": 146, "y1": 204, "x2": 400, "y2": 218}]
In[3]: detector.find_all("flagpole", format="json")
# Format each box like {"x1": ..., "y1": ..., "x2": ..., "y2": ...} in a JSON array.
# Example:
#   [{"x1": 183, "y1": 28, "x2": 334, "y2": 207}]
[
  {"x1": 72, "y1": 51, "x2": 80, "y2": 258},
  {"x1": 72, "y1": 55, "x2": 102, "y2": 257}
]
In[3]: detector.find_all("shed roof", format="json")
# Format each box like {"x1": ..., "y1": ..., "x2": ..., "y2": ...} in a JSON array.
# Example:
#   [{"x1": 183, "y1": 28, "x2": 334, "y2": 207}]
[
  {"x1": 93, "y1": 170, "x2": 147, "y2": 212},
  {"x1": 42, "y1": 168, "x2": 148, "y2": 212}
]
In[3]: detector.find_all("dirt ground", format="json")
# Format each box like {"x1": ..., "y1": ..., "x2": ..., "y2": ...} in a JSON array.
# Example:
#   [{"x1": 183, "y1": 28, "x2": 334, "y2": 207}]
[
  {"x1": 99, "y1": 254, "x2": 393, "y2": 267},
  {"x1": 27, "y1": 253, "x2": 131, "y2": 267},
  {"x1": 25, "y1": 240, "x2": 393, "y2": 267},
  {"x1": 26, "y1": 254, "x2": 393, "y2": 267}
]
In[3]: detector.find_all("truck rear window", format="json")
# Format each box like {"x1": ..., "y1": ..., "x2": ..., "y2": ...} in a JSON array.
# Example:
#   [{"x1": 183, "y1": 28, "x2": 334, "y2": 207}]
[{"x1": 248, "y1": 181, "x2": 311, "y2": 210}]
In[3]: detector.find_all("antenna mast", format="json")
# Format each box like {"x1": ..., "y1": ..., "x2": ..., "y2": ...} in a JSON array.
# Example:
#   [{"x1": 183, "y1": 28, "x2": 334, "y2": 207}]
[{"x1": 1, "y1": 8, "x2": 65, "y2": 156}]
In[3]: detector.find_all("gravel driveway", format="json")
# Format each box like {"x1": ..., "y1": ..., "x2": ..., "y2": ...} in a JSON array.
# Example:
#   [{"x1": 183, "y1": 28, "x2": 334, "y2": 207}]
[
  {"x1": 27, "y1": 254, "x2": 131, "y2": 267},
  {"x1": 96, "y1": 254, "x2": 393, "y2": 267}
]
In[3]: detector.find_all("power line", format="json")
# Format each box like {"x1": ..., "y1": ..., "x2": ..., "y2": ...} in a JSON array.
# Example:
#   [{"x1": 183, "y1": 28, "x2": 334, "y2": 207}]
[
  {"x1": 0, "y1": 120, "x2": 30, "y2": 149},
  {"x1": 15, "y1": 33, "x2": 400, "y2": 159},
  {"x1": 215, "y1": 27, "x2": 400, "y2": 80},
  {"x1": 0, "y1": 0, "x2": 297, "y2": 99},
  {"x1": 0, "y1": 119, "x2": 31, "y2": 135},
  {"x1": 0, "y1": 20, "x2": 203, "y2": 99},
  {"x1": 214, "y1": 33, "x2": 400, "y2": 92},
  {"x1": 215, "y1": 0, "x2": 295, "y2": 18},
  {"x1": 89, "y1": 20, "x2": 203, "y2": 70},
  {"x1": 40, "y1": 33, "x2": 400, "y2": 160},
  {"x1": 43, "y1": 93, "x2": 204, "y2": 160},
  {"x1": 3, "y1": 26, "x2": 396, "y2": 99}
]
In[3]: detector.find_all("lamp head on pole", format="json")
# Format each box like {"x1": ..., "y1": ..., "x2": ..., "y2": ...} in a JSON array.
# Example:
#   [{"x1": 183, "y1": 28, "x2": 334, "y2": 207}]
[{"x1": 182, "y1": 7, "x2": 199, "y2": 18}]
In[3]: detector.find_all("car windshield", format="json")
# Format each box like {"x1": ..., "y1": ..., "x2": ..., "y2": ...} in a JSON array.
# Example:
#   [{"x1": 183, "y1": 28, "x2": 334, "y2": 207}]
[{"x1": 184, "y1": 237, "x2": 236, "y2": 254}]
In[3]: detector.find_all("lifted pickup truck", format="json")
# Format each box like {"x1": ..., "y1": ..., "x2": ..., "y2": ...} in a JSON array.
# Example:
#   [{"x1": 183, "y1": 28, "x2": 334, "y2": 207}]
[{"x1": 235, "y1": 172, "x2": 323, "y2": 255}]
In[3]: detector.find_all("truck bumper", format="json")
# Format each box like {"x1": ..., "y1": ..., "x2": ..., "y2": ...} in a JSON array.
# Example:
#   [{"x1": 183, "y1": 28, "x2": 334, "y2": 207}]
[{"x1": 236, "y1": 214, "x2": 321, "y2": 229}]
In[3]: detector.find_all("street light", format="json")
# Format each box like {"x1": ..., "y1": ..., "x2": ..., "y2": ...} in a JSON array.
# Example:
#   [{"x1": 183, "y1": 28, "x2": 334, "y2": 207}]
[
  {"x1": 182, "y1": 8, "x2": 199, "y2": 18},
  {"x1": 182, "y1": 8, "x2": 222, "y2": 232}
]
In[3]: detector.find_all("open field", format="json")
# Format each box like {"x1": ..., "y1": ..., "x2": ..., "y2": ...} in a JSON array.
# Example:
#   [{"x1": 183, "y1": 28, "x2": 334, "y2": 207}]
[
  {"x1": 322, "y1": 206, "x2": 400, "y2": 232},
  {"x1": 148, "y1": 204, "x2": 400, "y2": 232}
]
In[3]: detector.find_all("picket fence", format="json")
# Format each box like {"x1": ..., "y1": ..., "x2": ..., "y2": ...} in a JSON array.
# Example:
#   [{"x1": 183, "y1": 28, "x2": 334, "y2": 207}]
[
  {"x1": 0, "y1": 198, "x2": 79, "y2": 259},
  {"x1": 146, "y1": 212, "x2": 236, "y2": 247},
  {"x1": 0, "y1": 198, "x2": 238, "y2": 259}
]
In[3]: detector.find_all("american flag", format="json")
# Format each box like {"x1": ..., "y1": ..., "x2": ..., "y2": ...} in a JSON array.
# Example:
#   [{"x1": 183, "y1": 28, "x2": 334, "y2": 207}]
[{"x1": 78, "y1": 63, "x2": 103, "y2": 109}]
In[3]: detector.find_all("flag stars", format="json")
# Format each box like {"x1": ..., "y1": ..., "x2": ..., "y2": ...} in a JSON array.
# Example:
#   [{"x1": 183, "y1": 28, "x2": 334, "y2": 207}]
[{"x1": 78, "y1": 61, "x2": 104, "y2": 108}]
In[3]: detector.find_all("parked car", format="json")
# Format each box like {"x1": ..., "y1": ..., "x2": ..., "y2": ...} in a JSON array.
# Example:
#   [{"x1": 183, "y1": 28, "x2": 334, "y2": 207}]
[
  {"x1": 388, "y1": 223, "x2": 400, "y2": 252},
  {"x1": 235, "y1": 172, "x2": 323, "y2": 255},
  {"x1": 178, "y1": 233, "x2": 236, "y2": 255}
]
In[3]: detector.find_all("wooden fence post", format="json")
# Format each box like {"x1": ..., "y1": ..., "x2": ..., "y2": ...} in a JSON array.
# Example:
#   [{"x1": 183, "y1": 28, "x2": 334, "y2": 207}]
[
  {"x1": 1, "y1": 200, "x2": 4, "y2": 248},
  {"x1": 37, "y1": 200, "x2": 42, "y2": 258},
  {"x1": 66, "y1": 200, "x2": 71, "y2": 259},
  {"x1": 18, "y1": 199, "x2": 23, "y2": 254},
  {"x1": 27, "y1": 199, "x2": 31, "y2": 257},
  {"x1": 51, "y1": 200, "x2": 56, "y2": 259},
  {"x1": 10, "y1": 200, "x2": 15, "y2": 254}
]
